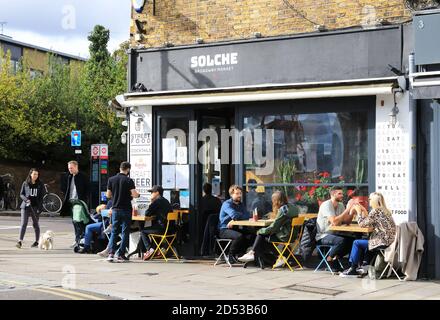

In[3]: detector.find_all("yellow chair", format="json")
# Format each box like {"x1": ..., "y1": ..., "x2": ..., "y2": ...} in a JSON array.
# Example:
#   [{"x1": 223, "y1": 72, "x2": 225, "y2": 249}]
[
  {"x1": 148, "y1": 212, "x2": 180, "y2": 262},
  {"x1": 271, "y1": 216, "x2": 305, "y2": 271}
]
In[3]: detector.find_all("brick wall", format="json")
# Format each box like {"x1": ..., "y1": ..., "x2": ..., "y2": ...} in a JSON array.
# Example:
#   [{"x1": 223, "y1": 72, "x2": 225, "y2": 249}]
[{"x1": 130, "y1": 0, "x2": 411, "y2": 48}]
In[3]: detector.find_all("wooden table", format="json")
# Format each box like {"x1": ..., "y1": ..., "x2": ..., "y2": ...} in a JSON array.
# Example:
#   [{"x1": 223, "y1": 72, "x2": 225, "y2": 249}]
[
  {"x1": 329, "y1": 224, "x2": 373, "y2": 233},
  {"x1": 299, "y1": 213, "x2": 318, "y2": 219},
  {"x1": 229, "y1": 219, "x2": 274, "y2": 227},
  {"x1": 131, "y1": 215, "x2": 155, "y2": 221}
]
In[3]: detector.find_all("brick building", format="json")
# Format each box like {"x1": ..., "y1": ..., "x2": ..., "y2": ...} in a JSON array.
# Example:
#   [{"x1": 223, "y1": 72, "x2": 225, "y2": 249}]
[{"x1": 114, "y1": 1, "x2": 440, "y2": 279}]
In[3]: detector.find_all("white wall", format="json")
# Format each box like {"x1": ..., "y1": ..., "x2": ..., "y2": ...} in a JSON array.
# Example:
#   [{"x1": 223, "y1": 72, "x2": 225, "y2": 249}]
[{"x1": 375, "y1": 91, "x2": 410, "y2": 224}]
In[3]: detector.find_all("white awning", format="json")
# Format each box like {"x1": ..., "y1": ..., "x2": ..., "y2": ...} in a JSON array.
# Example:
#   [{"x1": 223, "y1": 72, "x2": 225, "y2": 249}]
[{"x1": 121, "y1": 83, "x2": 395, "y2": 107}]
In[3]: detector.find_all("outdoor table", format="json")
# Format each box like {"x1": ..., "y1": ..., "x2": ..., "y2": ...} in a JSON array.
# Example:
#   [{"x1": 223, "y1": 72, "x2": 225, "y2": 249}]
[
  {"x1": 329, "y1": 224, "x2": 373, "y2": 233},
  {"x1": 229, "y1": 219, "x2": 274, "y2": 227},
  {"x1": 128, "y1": 215, "x2": 156, "y2": 259},
  {"x1": 299, "y1": 213, "x2": 318, "y2": 220}
]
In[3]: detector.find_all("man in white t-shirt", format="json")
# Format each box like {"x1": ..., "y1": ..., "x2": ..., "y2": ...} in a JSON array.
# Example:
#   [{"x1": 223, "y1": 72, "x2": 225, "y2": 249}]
[{"x1": 316, "y1": 186, "x2": 357, "y2": 272}]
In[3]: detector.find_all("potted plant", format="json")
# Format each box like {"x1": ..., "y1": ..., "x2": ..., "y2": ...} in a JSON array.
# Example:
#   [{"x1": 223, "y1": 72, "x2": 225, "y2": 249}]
[
  {"x1": 350, "y1": 159, "x2": 368, "y2": 209},
  {"x1": 276, "y1": 160, "x2": 296, "y2": 198}
]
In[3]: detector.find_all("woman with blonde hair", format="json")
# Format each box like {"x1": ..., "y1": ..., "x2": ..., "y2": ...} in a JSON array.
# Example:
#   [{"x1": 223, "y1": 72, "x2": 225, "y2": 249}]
[
  {"x1": 340, "y1": 192, "x2": 396, "y2": 277},
  {"x1": 238, "y1": 190, "x2": 299, "y2": 267}
]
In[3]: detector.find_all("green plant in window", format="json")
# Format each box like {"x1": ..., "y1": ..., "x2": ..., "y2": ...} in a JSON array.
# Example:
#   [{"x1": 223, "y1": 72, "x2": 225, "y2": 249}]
[{"x1": 276, "y1": 160, "x2": 296, "y2": 196}]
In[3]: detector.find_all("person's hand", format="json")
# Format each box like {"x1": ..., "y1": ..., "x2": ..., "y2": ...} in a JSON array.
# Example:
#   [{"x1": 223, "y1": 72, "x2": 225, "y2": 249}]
[
  {"x1": 227, "y1": 220, "x2": 234, "y2": 229},
  {"x1": 108, "y1": 209, "x2": 112, "y2": 218}
]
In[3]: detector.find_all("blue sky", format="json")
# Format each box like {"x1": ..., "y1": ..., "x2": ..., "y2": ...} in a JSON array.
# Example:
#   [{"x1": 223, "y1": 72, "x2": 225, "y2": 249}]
[{"x1": 0, "y1": 0, "x2": 131, "y2": 58}]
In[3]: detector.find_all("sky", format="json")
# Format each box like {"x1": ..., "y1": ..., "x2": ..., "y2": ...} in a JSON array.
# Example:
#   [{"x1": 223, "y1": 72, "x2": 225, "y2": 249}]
[{"x1": 0, "y1": 0, "x2": 132, "y2": 58}]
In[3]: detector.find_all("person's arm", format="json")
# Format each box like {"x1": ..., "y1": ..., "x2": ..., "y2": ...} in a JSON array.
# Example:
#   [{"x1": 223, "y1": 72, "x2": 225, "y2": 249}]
[
  {"x1": 358, "y1": 206, "x2": 374, "y2": 227},
  {"x1": 328, "y1": 200, "x2": 356, "y2": 226},
  {"x1": 145, "y1": 199, "x2": 159, "y2": 217},
  {"x1": 258, "y1": 209, "x2": 286, "y2": 236},
  {"x1": 20, "y1": 182, "x2": 28, "y2": 203}
]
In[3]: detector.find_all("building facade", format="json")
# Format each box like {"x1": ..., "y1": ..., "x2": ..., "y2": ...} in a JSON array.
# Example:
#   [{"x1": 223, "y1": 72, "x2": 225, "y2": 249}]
[
  {"x1": 0, "y1": 34, "x2": 86, "y2": 75},
  {"x1": 118, "y1": 0, "x2": 440, "y2": 278}
]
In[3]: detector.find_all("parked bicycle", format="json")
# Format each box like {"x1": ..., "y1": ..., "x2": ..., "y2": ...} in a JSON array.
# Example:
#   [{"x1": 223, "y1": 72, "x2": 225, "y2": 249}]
[
  {"x1": 0, "y1": 173, "x2": 18, "y2": 211},
  {"x1": 42, "y1": 184, "x2": 62, "y2": 215}
]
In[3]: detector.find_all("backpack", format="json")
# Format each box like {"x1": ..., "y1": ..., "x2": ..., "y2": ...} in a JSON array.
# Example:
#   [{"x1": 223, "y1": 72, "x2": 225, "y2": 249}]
[{"x1": 299, "y1": 218, "x2": 317, "y2": 262}]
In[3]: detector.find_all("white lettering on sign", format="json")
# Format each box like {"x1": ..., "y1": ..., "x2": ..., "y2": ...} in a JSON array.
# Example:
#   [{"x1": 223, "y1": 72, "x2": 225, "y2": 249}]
[{"x1": 190, "y1": 52, "x2": 238, "y2": 70}]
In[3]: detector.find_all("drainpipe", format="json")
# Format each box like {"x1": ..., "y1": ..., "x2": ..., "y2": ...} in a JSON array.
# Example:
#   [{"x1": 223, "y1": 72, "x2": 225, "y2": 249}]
[{"x1": 408, "y1": 52, "x2": 417, "y2": 222}]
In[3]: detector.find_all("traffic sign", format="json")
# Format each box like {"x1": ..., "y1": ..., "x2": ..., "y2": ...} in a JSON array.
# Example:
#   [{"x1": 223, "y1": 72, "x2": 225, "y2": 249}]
[
  {"x1": 71, "y1": 131, "x2": 81, "y2": 147},
  {"x1": 91, "y1": 145, "x2": 99, "y2": 157}
]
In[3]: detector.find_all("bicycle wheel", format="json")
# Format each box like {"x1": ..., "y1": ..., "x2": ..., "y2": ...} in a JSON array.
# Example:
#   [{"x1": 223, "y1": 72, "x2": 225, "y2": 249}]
[
  {"x1": 7, "y1": 189, "x2": 18, "y2": 210},
  {"x1": 43, "y1": 193, "x2": 62, "y2": 214}
]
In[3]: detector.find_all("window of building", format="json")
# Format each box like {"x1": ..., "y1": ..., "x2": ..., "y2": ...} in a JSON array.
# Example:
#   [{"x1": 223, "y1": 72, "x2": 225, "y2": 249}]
[{"x1": 242, "y1": 100, "x2": 372, "y2": 213}]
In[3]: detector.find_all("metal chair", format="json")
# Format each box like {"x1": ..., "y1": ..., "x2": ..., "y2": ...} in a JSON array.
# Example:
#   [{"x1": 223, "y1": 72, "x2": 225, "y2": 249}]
[
  {"x1": 270, "y1": 216, "x2": 306, "y2": 271},
  {"x1": 147, "y1": 212, "x2": 180, "y2": 262},
  {"x1": 314, "y1": 244, "x2": 344, "y2": 275},
  {"x1": 378, "y1": 248, "x2": 403, "y2": 281},
  {"x1": 214, "y1": 237, "x2": 232, "y2": 267}
]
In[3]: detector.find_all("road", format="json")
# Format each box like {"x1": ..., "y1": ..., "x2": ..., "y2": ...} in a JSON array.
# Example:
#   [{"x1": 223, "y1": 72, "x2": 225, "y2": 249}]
[{"x1": 1, "y1": 215, "x2": 440, "y2": 300}]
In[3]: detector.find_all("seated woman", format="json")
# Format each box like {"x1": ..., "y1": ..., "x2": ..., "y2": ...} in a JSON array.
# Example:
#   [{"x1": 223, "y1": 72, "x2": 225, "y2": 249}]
[
  {"x1": 237, "y1": 190, "x2": 299, "y2": 267},
  {"x1": 340, "y1": 192, "x2": 396, "y2": 277}
]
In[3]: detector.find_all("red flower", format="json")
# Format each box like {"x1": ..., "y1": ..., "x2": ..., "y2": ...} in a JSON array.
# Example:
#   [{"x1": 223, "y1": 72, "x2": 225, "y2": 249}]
[
  {"x1": 313, "y1": 179, "x2": 321, "y2": 184},
  {"x1": 295, "y1": 193, "x2": 302, "y2": 201},
  {"x1": 322, "y1": 172, "x2": 330, "y2": 178},
  {"x1": 299, "y1": 186, "x2": 307, "y2": 191},
  {"x1": 308, "y1": 187, "x2": 316, "y2": 197}
]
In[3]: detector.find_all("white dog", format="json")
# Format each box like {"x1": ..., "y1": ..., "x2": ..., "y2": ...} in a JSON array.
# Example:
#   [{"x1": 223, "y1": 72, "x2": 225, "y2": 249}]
[{"x1": 39, "y1": 230, "x2": 54, "y2": 250}]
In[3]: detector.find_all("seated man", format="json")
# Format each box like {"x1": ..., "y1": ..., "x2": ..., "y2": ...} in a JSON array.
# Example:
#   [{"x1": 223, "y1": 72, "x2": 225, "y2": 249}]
[
  {"x1": 78, "y1": 200, "x2": 112, "y2": 254},
  {"x1": 218, "y1": 185, "x2": 251, "y2": 264},
  {"x1": 315, "y1": 186, "x2": 357, "y2": 272},
  {"x1": 141, "y1": 185, "x2": 173, "y2": 260}
]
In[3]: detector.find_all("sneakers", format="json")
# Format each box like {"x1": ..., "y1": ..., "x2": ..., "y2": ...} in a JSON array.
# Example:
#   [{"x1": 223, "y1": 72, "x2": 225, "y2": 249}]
[
  {"x1": 273, "y1": 258, "x2": 286, "y2": 269},
  {"x1": 106, "y1": 254, "x2": 115, "y2": 262},
  {"x1": 143, "y1": 248, "x2": 155, "y2": 261},
  {"x1": 16, "y1": 241, "x2": 22, "y2": 249},
  {"x1": 227, "y1": 254, "x2": 239, "y2": 265},
  {"x1": 114, "y1": 255, "x2": 129, "y2": 263},
  {"x1": 330, "y1": 260, "x2": 344, "y2": 273},
  {"x1": 238, "y1": 251, "x2": 255, "y2": 262},
  {"x1": 31, "y1": 241, "x2": 39, "y2": 248},
  {"x1": 97, "y1": 247, "x2": 109, "y2": 257},
  {"x1": 339, "y1": 266, "x2": 360, "y2": 278},
  {"x1": 78, "y1": 247, "x2": 91, "y2": 254},
  {"x1": 356, "y1": 265, "x2": 369, "y2": 275}
]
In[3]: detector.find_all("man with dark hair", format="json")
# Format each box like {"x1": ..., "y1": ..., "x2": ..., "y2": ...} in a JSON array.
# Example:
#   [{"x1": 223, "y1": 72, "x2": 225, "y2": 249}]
[
  {"x1": 106, "y1": 161, "x2": 140, "y2": 262},
  {"x1": 141, "y1": 185, "x2": 173, "y2": 260},
  {"x1": 218, "y1": 185, "x2": 251, "y2": 264},
  {"x1": 199, "y1": 182, "x2": 222, "y2": 235},
  {"x1": 315, "y1": 186, "x2": 357, "y2": 272}
]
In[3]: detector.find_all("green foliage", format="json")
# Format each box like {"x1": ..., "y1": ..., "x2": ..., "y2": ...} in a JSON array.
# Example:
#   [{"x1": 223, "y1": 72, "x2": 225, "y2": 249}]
[{"x1": 0, "y1": 25, "x2": 128, "y2": 164}]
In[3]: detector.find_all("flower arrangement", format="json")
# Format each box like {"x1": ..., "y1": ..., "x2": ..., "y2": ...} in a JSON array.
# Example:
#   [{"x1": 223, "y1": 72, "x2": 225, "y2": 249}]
[{"x1": 295, "y1": 172, "x2": 345, "y2": 204}]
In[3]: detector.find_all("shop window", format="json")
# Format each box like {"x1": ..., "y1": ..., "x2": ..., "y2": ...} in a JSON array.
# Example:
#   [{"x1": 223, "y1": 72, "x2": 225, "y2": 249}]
[{"x1": 244, "y1": 111, "x2": 369, "y2": 212}]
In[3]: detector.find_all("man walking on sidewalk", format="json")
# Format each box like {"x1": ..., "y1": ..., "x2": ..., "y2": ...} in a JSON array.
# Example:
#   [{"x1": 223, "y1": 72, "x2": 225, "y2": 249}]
[{"x1": 106, "y1": 161, "x2": 140, "y2": 262}]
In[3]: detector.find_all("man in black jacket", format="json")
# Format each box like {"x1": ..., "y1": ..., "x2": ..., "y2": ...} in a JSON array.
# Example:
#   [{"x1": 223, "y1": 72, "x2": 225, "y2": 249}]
[
  {"x1": 141, "y1": 185, "x2": 173, "y2": 260},
  {"x1": 60, "y1": 160, "x2": 90, "y2": 216}
]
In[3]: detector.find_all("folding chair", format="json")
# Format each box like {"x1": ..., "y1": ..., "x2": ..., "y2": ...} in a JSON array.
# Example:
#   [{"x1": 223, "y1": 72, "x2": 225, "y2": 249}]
[
  {"x1": 378, "y1": 248, "x2": 403, "y2": 281},
  {"x1": 214, "y1": 236, "x2": 232, "y2": 268},
  {"x1": 314, "y1": 244, "x2": 344, "y2": 275},
  {"x1": 148, "y1": 212, "x2": 179, "y2": 262},
  {"x1": 270, "y1": 216, "x2": 305, "y2": 272}
]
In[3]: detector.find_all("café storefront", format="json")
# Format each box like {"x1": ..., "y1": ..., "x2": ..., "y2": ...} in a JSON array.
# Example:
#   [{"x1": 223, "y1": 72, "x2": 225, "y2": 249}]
[{"x1": 117, "y1": 24, "x2": 414, "y2": 258}]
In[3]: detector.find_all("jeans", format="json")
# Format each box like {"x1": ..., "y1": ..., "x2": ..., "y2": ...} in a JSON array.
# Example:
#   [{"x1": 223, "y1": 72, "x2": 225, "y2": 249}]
[
  {"x1": 349, "y1": 239, "x2": 369, "y2": 266},
  {"x1": 219, "y1": 228, "x2": 252, "y2": 256},
  {"x1": 109, "y1": 209, "x2": 131, "y2": 256},
  {"x1": 84, "y1": 222, "x2": 104, "y2": 250},
  {"x1": 317, "y1": 234, "x2": 354, "y2": 259},
  {"x1": 141, "y1": 227, "x2": 165, "y2": 251},
  {"x1": 19, "y1": 207, "x2": 40, "y2": 242}
]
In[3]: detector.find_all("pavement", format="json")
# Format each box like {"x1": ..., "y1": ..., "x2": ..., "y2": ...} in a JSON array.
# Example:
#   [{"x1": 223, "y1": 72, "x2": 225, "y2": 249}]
[{"x1": 1, "y1": 213, "x2": 440, "y2": 300}]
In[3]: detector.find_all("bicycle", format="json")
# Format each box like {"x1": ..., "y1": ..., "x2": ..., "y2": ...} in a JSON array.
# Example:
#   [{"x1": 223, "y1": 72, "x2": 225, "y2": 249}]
[
  {"x1": 42, "y1": 184, "x2": 63, "y2": 215},
  {"x1": 0, "y1": 173, "x2": 18, "y2": 211}
]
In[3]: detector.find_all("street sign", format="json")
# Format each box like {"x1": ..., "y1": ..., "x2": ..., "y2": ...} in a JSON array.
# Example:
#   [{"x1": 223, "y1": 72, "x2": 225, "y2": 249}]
[
  {"x1": 71, "y1": 130, "x2": 81, "y2": 147},
  {"x1": 91, "y1": 145, "x2": 99, "y2": 158}
]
